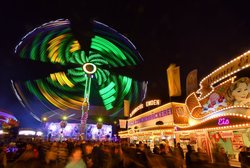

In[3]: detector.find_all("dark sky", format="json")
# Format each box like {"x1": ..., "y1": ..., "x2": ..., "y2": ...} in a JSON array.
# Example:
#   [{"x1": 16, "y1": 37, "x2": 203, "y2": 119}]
[{"x1": 1, "y1": 0, "x2": 250, "y2": 126}]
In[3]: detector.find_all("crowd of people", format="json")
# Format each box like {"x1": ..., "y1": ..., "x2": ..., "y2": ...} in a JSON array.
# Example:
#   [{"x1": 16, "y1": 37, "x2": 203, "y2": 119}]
[
  {"x1": 0, "y1": 138, "x2": 236, "y2": 168},
  {"x1": 239, "y1": 146, "x2": 250, "y2": 168}
]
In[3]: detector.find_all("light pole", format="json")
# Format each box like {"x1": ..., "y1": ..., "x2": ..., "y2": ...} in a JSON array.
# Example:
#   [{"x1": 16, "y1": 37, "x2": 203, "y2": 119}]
[
  {"x1": 60, "y1": 116, "x2": 67, "y2": 142},
  {"x1": 42, "y1": 117, "x2": 48, "y2": 141},
  {"x1": 80, "y1": 63, "x2": 97, "y2": 136}
]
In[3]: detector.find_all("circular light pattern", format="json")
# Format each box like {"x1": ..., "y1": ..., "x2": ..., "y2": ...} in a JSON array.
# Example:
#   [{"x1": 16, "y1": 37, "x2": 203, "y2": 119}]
[
  {"x1": 14, "y1": 19, "x2": 147, "y2": 120},
  {"x1": 83, "y1": 63, "x2": 97, "y2": 75}
]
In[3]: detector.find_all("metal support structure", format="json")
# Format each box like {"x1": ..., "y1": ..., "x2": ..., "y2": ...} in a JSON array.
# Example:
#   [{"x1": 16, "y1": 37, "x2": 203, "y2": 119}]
[{"x1": 80, "y1": 63, "x2": 96, "y2": 136}]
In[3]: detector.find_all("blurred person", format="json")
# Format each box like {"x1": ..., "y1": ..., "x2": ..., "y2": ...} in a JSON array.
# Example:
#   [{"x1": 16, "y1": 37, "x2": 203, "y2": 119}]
[
  {"x1": 57, "y1": 142, "x2": 69, "y2": 167},
  {"x1": 82, "y1": 142, "x2": 94, "y2": 168},
  {"x1": 12, "y1": 159, "x2": 42, "y2": 168},
  {"x1": 15, "y1": 143, "x2": 38, "y2": 161},
  {"x1": 111, "y1": 144, "x2": 123, "y2": 167},
  {"x1": 219, "y1": 147, "x2": 229, "y2": 164},
  {"x1": 163, "y1": 140, "x2": 173, "y2": 155},
  {"x1": 91, "y1": 143, "x2": 105, "y2": 168},
  {"x1": 0, "y1": 146, "x2": 7, "y2": 168},
  {"x1": 121, "y1": 148, "x2": 145, "y2": 168},
  {"x1": 239, "y1": 146, "x2": 250, "y2": 168},
  {"x1": 213, "y1": 147, "x2": 230, "y2": 167},
  {"x1": 65, "y1": 146, "x2": 86, "y2": 168},
  {"x1": 45, "y1": 142, "x2": 58, "y2": 168},
  {"x1": 174, "y1": 143, "x2": 184, "y2": 168},
  {"x1": 135, "y1": 142, "x2": 148, "y2": 167},
  {"x1": 185, "y1": 145, "x2": 193, "y2": 167},
  {"x1": 12, "y1": 149, "x2": 42, "y2": 168},
  {"x1": 145, "y1": 151, "x2": 168, "y2": 168},
  {"x1": 143, "y1": 144, "x2": 151, "y2": 154},
  {"x1": 185, "y1": 144, "x2": 200, "y2": 168},
  {"x1": 159, "y1": 143, "x2": 175, "y2": 167},
  {"x1": 153, "y1": 145, "x2": 160, "y2": 155},
  {"x1": 48, "y1": 130, "x2": 52, "y2": 142},
  {"x1": 196, "y1": 147, "x2": 209, "y2": 164}
]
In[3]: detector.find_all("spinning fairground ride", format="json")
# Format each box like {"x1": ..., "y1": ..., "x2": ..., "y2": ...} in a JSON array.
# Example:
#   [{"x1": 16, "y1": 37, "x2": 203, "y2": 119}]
[{"x1": 12, "y1": 19, "x2": 147, "y2": 139}]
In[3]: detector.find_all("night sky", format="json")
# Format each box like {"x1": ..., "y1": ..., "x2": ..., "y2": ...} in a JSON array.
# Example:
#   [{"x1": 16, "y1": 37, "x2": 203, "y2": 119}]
[{"x1": 1, "y1": 0, "x2": 250, "y2": 127}]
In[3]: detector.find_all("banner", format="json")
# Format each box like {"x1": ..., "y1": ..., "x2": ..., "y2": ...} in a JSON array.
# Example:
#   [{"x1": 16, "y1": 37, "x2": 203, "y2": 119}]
[
  {"x1": 186, "y1": 69, "x2": 198, "y2": 96},
  {"x1": 172, "y1": 103, "x2": 189, "y2": 124},
  {"x1": 167, "y1": 64, "x2": 182, "y2": 97},
  {"x1": 219, "y1": 131, "x2": 234, "y2": 138},
  {"x1": 124, "y1": 100, "x2": 130, "y2": 117},
  {"x1": 231, "y1": 133, "x2": 244, "y2": 151},
  {"x1": 119, "y1": 119, "x2": 127, "y2": 129}
]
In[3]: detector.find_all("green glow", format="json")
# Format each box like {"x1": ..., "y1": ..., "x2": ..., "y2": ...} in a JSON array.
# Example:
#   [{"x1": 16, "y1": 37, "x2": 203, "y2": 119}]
[
  {"x1": 122, "y1": 76, "x2": 132, "y2": 96},
  {"x1": 74, "y1": 52, "x2": 84, "y2": 64},
  {"x1": 103, "y1": 96, "x2": 116, "y2": 105},
  {"x1": 95, "y1": 69, "x2": 109, "y2": 85},
  {"x1": 41, "y1": 31, "x2": 56, "y2": 62},
  {"x1": 88, "y1": 54, "x2": 104, "y2": 63},
  {"x1": 91, "y1": 41, "x2": 125, "y2": 67},
  {"x1": 20, "y1": 47, "x2": 27, "y2": 59},
  {"x1": 58, "y1": 35, "x2": 71, "y2": 64},
  {"x1": 105, "y1": 104, "x2": 113, "y2": 110},
  {"x1": 30, "y1": 34, "x2": 41, "y2": 60},
  {"x1": 93, "y1": 36, "x2": 127, "y2": 60},
  {"x1": 15, "y1": 20, "x2": 145, "y2": 118},
  {"x1": 26, "y1": 81, "x2": 44, "y2": 100},
  {"x1": 99, "y1": 82, "x2": 115, "y2": 95},
  {"x1": 80, "y1": 51, "x2": 89, "y2": 63},
  {"x1": 101, "y1": 88, "x2": 116, "y2": 99},
  {"x1": 65, "y1": 41, "x2": 73, "y2": 61},
  {"x1": 95, "y1": 71, "x2": 103, "y2": 85}
]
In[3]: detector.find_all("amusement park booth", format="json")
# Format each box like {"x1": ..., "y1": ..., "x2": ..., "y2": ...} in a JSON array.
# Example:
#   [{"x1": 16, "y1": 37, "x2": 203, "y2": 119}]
[
  {"x1": 0, "y1": 111, "x2": 20, "y2": 142},
  {"x1": 176, "y1": 50, "x2": 250, "y2": 165},
  {"x1": 118, "y1": 99, "x2": 189, "y2": 149}
]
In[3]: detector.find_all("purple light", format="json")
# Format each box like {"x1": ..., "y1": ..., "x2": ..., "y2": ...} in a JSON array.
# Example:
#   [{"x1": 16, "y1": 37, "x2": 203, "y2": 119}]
[
  {"x1": 0, "y1": 111, "x2": 17, "y2": 123},
  {"x1": 218, "y1": 117, "x2": 230, "y2": 126}
]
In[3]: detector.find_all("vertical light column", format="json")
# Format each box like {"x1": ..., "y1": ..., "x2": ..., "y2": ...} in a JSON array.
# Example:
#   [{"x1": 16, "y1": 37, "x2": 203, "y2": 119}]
[{"x1": 80, "y1": 63, "x2": 96, "y2": 135}]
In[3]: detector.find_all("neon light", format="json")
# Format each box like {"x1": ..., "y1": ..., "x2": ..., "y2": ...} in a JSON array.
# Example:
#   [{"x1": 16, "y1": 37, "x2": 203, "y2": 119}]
[
  {"x1": 19, "y1": 130, "x2": 36, "y2": 135},
  {"x1": 145, "y1": 99, "x2": 161, "y2": 107},
  {"x1": 218, "y1": 117, "x2": 230, "y2": 126},
  {"x1": 83, "y1": 63, "x2": 97, "y2": 74},
  {"x1": 14, "y1": 19, "x2": 146, "y2": 119},
  {"x1": 130, "y1": 104, "x2": 144, "y2": 117},
  {"x1": 128, "y1": 108, "x2": 172, "y2": 126}
]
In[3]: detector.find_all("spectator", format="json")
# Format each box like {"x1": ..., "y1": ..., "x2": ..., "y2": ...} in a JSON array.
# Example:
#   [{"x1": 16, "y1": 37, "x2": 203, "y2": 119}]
[
  {"x1": 65, "y1": 146, "x2": 87, "y2": 168},
  {"x1": 174, "y1": 143, "x2": 184, "y2": 168},
  {"x1": 0, "y1": 146, "x2": 7, "y2": 168}
]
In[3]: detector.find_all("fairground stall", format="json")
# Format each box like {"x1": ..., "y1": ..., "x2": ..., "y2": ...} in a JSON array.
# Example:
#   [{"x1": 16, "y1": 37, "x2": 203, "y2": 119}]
[
  {"x1": 0, "y1": 110, "x2": 19, "y2": 143},
  {"x1": 43, "y1": 121, "x2": 112, "y2": 141},
  {"x1": 118, "y1": 99, "x2": 189, "y2": 149},
  {"x1": 17, "y1": 129, "x2": 44, "y2": 141},
  {"x1": 176, "y1": 50, "x2": 250, "y2": 165}
]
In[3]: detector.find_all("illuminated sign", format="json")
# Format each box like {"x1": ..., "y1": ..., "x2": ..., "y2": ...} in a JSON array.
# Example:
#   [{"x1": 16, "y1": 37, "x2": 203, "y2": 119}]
[
  {"x1": 130, "y1": 99, "x2": 161, "y2": 117},
  {"x1": 128, "y1": 108, "x2": 172, "y2": 126},
  {"x1": 146, "y1": 99, "x2": 161, "y2": 107},
  {"x1": 218, "y1": 117, "x2": 230, "y2": 126},
  {"x1": 198, "y1": 51, "x2": 250, "y2": 99},
  {"x1": 130, "y1": 104, "x2": 144, "y2": 117}
]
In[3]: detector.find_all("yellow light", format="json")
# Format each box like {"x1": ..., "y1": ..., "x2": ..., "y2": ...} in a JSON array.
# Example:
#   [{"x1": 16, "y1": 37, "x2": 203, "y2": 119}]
[
  {"x1": 62, "y1": 116, "x2": 67, "y2": 120},
  {"x1": 97, "y1": 117, "x2": 103, "y2": 123},
  {"x1": 42, "y1": 117, "x2": 47, "y2": 122}
]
